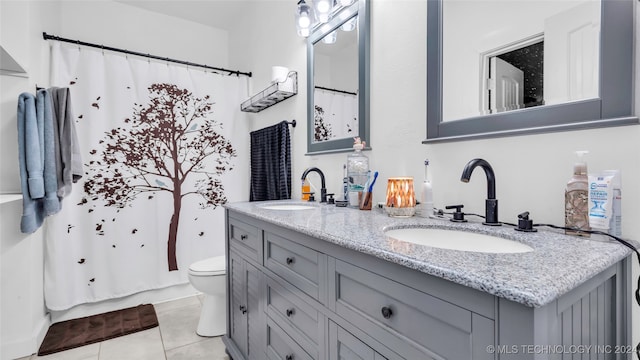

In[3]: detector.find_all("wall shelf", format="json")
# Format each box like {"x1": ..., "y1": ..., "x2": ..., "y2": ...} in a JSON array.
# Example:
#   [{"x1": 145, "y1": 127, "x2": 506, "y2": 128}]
[
  {"x1": 241, "y1": 71, "x2": 297, "y2": 113},
  {"x1": 0, "y1": 194, "x2": 23, "y2": 204},
  {"x1": 0, "y1": 46, "x2": 28, "y2": 78}
]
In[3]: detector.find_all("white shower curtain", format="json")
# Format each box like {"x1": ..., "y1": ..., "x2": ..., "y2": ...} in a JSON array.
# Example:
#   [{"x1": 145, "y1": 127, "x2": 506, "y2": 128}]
[
  {"x1": 45, "y1": 42, "x2": 246, "y2": 311},
  {"x1": 314, "y1": 88, "x2": 358, "y2": 141}
]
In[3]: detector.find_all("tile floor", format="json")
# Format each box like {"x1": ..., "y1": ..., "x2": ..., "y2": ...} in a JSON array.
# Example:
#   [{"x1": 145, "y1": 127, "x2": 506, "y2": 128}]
[{"x1": 16, "y1": 295, "x2": 230, "y2": 360}]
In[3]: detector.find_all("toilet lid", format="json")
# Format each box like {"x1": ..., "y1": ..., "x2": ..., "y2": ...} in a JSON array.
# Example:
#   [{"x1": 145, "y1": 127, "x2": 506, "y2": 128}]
[{"x1": 189, "y1": 256, "x2": 226, "y2": 276}]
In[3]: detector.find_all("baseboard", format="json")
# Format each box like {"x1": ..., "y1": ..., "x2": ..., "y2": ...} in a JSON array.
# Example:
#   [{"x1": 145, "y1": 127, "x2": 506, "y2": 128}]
[
  {"x1": 50, "y1": 283, "x2": 198, "y2": 323},
  {"x1": 0, "y1": 314, "x2": 51, "y2": 360}
]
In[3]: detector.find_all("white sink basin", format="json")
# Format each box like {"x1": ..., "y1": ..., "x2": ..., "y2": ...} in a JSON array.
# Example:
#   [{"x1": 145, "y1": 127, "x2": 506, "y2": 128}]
[
  {"x1": 384, "y1": 228, "x2": 534, "y2": 253},
  {"x1": 260, "y1": 204, "x2": 316, "y2": 211}
]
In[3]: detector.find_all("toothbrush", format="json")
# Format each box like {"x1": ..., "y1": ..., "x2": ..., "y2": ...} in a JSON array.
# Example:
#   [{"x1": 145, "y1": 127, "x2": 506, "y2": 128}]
[{"x1": 368, "y1": 171, "x2": 378, "y2": 192}]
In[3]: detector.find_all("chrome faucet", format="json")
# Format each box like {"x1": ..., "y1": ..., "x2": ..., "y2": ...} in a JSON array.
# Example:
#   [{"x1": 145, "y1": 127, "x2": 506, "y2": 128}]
[
  {"x1": 460, "y1": 158, "x2": 500, "y2": 226},
  {"x1": 301, "y1": 167, "x2": 327, "y2": 203}
]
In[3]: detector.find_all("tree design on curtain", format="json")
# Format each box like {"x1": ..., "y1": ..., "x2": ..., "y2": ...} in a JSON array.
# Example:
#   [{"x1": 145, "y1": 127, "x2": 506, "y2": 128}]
[
  {"x1": 314, "y1": 104, "x2": 333, "y2": 142},
  {"x1": 83, "y1": 83, "x2": 236, "y2": 271}
]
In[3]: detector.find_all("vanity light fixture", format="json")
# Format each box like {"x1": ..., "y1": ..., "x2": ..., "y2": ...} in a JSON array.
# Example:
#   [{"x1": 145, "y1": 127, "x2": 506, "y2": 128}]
[
  {"x1": 341, "y1": 16, "x2": 357, "y2": 31},
  {"x1": 322, "y1": 30, "x2": 337, "y2": 44},
  {"x1": 296, "y1": 0, "x2": 356, "y2": 38},
  {"x1": 314, "y1": 0, "x2": 333, "y2": 23},
  {"x1": 295, "y1": 0, "x2": 314, "y2": 37}
]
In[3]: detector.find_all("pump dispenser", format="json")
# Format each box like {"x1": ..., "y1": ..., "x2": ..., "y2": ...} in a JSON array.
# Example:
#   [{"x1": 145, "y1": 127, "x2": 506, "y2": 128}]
[
  {"x1": 347, "y1": 137, "x2": 369, "y2": 207},
  {"x1": 565, "y1": 150, "x2": 590, "y2": 236},
  {"x1": 416, "y1": 159, "x2": 433, "y2": 218}
]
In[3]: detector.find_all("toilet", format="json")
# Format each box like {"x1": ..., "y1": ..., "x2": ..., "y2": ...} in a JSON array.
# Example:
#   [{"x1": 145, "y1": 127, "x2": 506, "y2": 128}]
[{"x1": 188, "y1": 255, "x2": 226, "y2": 337}]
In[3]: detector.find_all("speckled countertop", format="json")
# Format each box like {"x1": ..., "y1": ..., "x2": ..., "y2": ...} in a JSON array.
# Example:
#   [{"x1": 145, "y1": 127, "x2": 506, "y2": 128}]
[{"x1": 224, "y1": 200, "x2": 635, "y2": 308}]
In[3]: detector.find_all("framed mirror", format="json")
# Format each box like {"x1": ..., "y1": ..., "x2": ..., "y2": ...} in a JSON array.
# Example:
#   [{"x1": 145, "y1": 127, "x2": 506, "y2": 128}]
[
  {"x1": 307, "y1": 0, "x2": 370, "y2": 154},
  {"x1": 425, "y1": 0, "x2": 637, "y2": 143}
]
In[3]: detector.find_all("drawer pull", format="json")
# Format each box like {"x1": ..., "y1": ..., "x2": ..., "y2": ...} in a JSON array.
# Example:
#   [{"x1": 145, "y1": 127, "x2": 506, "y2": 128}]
[
  {"x1": 240, "y1": 234, "x2": 248, "y2": 240},
  {"x1": 286, "y1": 257, "x2": 295, "y2": 265},
  {"x1": 381, "y1": 306, "x2": 393, "y2": 319},
  {"x1": 286, "y1": 308, "x2": 295, "y2": 317},
  {"x1": 239, "y1": 305, "x2": 247, "y2": 314},
  {"x1": 285, "y1": 355, "x2": 294, "y2": 360}
]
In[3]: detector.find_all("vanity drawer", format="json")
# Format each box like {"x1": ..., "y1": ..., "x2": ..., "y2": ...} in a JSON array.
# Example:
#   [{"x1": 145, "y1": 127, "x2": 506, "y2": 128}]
[
  {"x1": 266, "y1": 275, "x2": 321, "y2": 356},
  {"x1": 229, "y1": 217, "x2": 262, "y2": 264},
  {"x1": 264, "y1": 232, "x2": 327, "y2": 302},
  {"x1": 266, "y1": 316, "x2": 314, "y2": 360},
  {"x1": 331, "y1": 259, "x2": 493, "y2": 359}
]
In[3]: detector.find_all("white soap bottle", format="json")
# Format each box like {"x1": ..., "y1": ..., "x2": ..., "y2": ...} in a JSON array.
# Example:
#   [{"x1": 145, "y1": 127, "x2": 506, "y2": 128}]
[{"x1": 417, "y1": 159, "x2": 433, "y2": 218}]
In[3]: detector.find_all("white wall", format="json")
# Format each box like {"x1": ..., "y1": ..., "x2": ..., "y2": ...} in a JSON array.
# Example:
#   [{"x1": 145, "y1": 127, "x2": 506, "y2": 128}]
[
  {"x1": 0, "y1": 1, "x2": 232, "y2": 358},
  {"x1": 1, "y1": 0, "x2": 638, "y2": 357},
  {"x1": 231, "y1": 0, "x2": 640, "y2": 351}
]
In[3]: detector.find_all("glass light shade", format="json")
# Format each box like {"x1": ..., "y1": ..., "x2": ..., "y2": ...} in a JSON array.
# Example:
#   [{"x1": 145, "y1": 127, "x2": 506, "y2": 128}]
[
  {"x1": 322, "y1": 30, "x2": 337, "y2": 44},
  {"x1": 341, "y1": 17, "x2": 357, "y2": 31},
  {"x1": 295, "y1": 0, "x2": 313, "y2": 37},
  {"x1": 385, "y1": 177, "x2": 416, "y2": 217},
  {"x1": 314, "y1": 0, "x2": 332, "y2": 23},
  {"x1": 339, "y1": 0, "x2": 355, "y2": 6}
]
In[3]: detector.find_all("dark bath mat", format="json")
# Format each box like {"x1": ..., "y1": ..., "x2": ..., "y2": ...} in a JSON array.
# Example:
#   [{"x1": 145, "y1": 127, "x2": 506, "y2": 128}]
[{"x1": 38, "y1": 304, "x2": 158, "y2": 356}]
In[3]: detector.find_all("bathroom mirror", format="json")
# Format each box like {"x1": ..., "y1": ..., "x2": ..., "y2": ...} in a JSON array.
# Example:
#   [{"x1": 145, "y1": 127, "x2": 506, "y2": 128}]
[
  {"x1": 425, "y1": 0, "x2": 637, "y2": 142},
  {"x1": 307, "y1": 0, "x2": 370, "y2": 154}
]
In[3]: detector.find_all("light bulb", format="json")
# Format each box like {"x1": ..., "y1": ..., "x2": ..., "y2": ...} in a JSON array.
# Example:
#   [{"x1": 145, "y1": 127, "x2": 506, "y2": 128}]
[{"x1": 298, "y1": 15, "x2": 311, "y2": 28}]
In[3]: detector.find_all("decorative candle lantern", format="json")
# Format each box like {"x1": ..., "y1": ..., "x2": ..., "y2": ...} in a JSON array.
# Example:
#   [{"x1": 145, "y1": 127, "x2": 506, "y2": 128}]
[{"x1": 384, "y1": 177, "x2": 416, "y2": 217}]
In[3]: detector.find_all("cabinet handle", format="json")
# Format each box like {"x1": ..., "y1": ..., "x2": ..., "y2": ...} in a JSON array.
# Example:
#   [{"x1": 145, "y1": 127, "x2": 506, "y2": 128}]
[
  {"x1": 240, "y1": 234, "x2": 248, "y2": 240},
  {"x1": 286, "y1": 308, "x2": 295, "y2": 317},
  {"x1": 285, "y1": 355, "x2": 294, "y2": 360},
  {"x1": 381, "y1": 306, "x2": 393, "y2": 319},
  {"x1": 286, "y1": 257, "x2": 295, "y2": 265},
  {"x1": 239, "y1": 305, "x2": 247, "y2": 314}
]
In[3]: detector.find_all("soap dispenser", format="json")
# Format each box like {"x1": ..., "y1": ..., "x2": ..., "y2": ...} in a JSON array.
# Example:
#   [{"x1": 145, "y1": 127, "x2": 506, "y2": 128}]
[
  {"x1": 346, "y1": 137, "x2": 369, "y2": 207},
  {"x1": 565, "y1": 150, "x2": 590, "y2": 237},
  {"x1": 416, "y1": 159, "x2": 433, "y2": 218}
]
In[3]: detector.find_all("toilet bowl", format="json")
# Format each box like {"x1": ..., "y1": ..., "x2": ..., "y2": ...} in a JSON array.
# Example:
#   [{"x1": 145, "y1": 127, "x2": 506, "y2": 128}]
[{"x1": 188, "y1": 255, "x2": 226, "y2": 337}]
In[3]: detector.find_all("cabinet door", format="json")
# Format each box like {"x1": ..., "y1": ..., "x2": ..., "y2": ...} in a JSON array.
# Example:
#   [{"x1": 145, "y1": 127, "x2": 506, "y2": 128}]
[
  {"x1": 245, "y1": 260, "x2": 263, "y2": 360},
  {"x1": 229, "y1": 251, "x2": 265, "y2": 360},
  {"x1": 229, "y1": 251, "x2": 248, "y2": 357},
  {"x1": 329, "y1": 321, "x2": 388, "y2": 360}
]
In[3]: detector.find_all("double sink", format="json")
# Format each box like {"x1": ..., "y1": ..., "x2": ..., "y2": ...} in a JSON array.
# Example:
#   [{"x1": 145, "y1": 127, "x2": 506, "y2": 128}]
[{"x1": 258, "y1": 202, "x2": 533, "y2": 254}]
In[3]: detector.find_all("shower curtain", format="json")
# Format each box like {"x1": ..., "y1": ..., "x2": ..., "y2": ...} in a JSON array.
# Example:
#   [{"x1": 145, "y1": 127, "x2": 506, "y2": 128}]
[
  {"x1": 44, "y1": 42, "x2": 246, "y2": 311},
  {"x1": 313, "y1": 88, "x2": 358, "y2": 141}
]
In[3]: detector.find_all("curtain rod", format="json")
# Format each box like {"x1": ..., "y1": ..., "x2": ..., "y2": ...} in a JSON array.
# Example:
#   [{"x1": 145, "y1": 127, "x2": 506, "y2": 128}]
[
  {"x1": 315, "y1": 86, "x2": 357, "y2": 96},
  {"x1": 42, "y1": 32, "x2": 252, "y2": 78}
]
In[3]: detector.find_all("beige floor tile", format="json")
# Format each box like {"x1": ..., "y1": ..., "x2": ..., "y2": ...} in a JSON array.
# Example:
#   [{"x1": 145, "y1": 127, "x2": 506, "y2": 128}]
[
  {"x1": 33, "y1": 343, "x2": 100, "y2": 360},
  {"x1": 164, "y1": 336, "x2": 228, "y2": 360},
  {"x1": 157, "y1": 303, "x2": 204, "y2": 351},
  {"x1": 154, "y1": 295, "x2": 201, "y2": 315},
  {"x1": 98, "y1": 328, "x2": 165, "y2": 360}
]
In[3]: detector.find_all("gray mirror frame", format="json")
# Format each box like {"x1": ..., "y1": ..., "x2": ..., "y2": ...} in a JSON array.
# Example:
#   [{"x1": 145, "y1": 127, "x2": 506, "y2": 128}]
[
  {"x1": 307, "y1": 0, "x2": 370, "y2": 154},
  {"x1": 425, "y1": 0, "x2": 638, "y2": 143}
]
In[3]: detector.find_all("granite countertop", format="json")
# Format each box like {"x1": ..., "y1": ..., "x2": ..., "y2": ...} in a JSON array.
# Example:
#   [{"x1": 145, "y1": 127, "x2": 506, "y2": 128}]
[{"x1": 224, "y1": 200, "x2": 634, "y2": 308}]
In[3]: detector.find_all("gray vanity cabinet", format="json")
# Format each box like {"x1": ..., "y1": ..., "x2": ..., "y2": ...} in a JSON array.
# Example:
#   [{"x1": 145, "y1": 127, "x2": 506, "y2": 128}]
[{"x1": 223, "y1": 209, "x2": 631, "y2": 360}]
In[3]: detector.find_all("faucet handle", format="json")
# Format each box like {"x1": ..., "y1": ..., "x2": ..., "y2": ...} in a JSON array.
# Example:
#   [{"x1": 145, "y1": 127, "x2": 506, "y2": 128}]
[
  {"x1": 445, "y1": 204, "x2": 468, "y2": 223},
  {"x1": 303, "y1": 192, "x2": 315, "y2": 202},
  {"x1": 515, "y1": 211, "x2": 537, "y2": 232},
  {"x1": 326, "y1": 193, "x2": 335, "y2": 204}
]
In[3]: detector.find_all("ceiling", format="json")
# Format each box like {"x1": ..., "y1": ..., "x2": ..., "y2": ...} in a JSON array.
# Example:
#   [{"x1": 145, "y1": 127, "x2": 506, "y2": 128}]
[{"x1": 114, "y1": 1, "x2": 254, "y2": 30}]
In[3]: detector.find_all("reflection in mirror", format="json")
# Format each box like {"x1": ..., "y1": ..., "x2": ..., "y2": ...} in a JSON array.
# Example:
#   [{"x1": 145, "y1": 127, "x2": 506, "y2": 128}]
[
  {"x1": 426, "y1": 0, "x2": 637, "y2": 142},
  {"x1": 307, "y1": 0, "x2": 369, "y2": 154},
  {"x1": 313, "y1": 18, "x2": 359, "y2": 143},
  {"x1": 443, "y1": 0, "x2": 600, "y2": 122}
]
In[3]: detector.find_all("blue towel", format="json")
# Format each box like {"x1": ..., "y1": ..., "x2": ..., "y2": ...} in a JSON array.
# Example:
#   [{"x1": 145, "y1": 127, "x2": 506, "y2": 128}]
[
  {"x1": 37, "y1": 89, "x2": 61, "y2": 216},
  {"x1": 18, "y1": 93, "x2": 45, "y2": 233}
]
